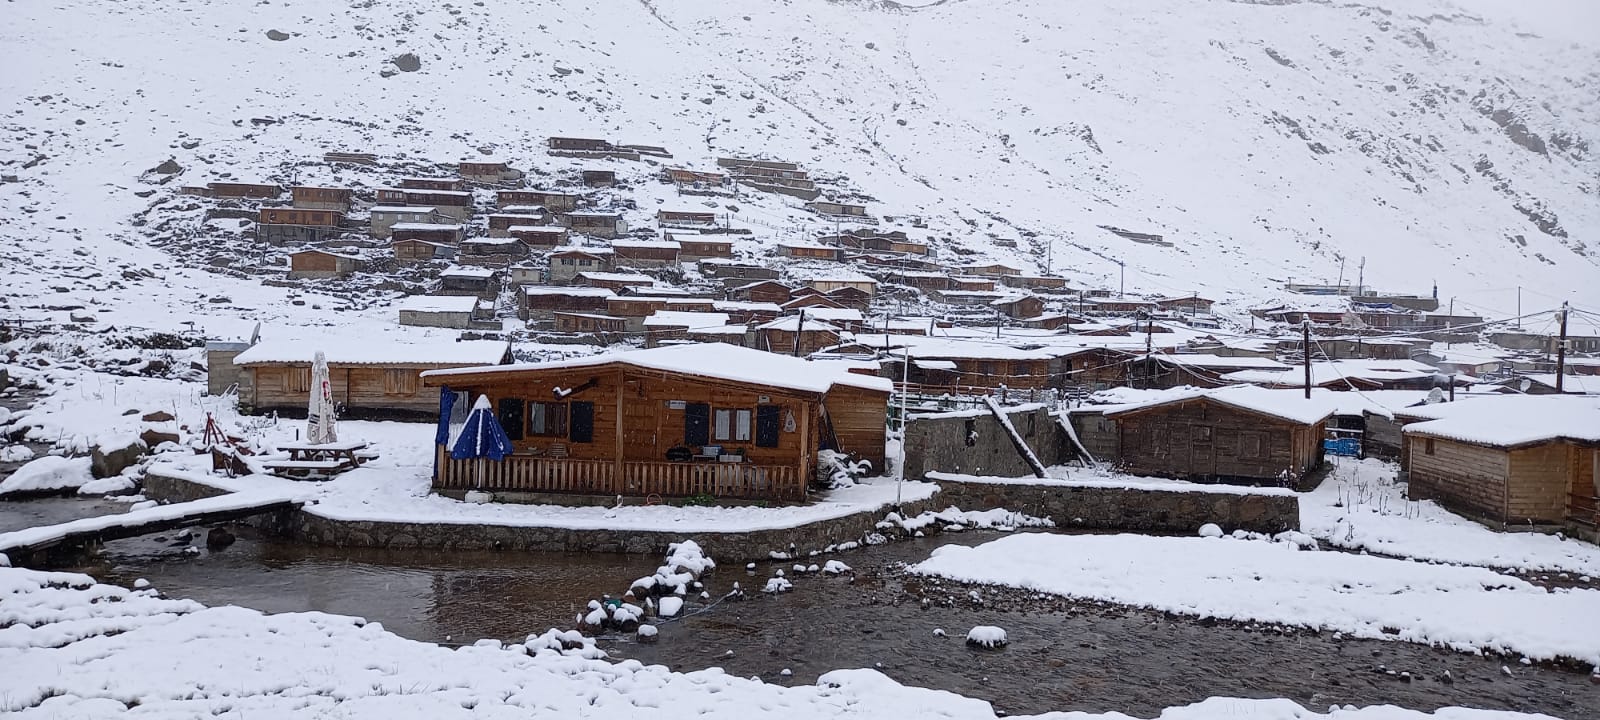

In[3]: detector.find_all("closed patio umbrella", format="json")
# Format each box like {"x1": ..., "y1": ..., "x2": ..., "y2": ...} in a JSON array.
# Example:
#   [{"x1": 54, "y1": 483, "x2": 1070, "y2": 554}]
[
  {"x1": 306, "y1": 350, "x2": 338, "y2": 445},
  {"x1": 451, "y1": 395, "x2": 514, "y2": 491}
]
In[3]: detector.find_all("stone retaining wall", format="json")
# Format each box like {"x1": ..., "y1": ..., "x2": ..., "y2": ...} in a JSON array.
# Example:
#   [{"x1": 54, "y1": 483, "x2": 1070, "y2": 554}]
[
  {"x1": 932, "y1": 479, "x2": 1300, "y2": 534},
  {"x1": 144, "y1": 470, "x2": 941, "y2": 561}
]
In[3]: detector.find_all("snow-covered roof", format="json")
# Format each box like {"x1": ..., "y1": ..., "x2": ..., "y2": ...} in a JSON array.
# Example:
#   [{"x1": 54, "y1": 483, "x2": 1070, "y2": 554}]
[
  {"x1": 507, "y1": 225, "x2": 564, "y2": 233},
  {"x1": 440, "y1": 266, "x2": 495, "y2": 278},
  {"x1": 687, "y1": 324, "x2": 753, "y2": 336},
  {"x1": 500, "y1": 205, "x2": 547, "y2": 214},
  {"x1": 1502, "y1": 373, "x2": 1600, "y2": 394},
  {"x1": 1148, "y1": 353, "x2": 1291, "y2": 370},
  {"x1": 643, "y1": 311, "x2": 732, "y2": 329},
  {"x1": 1106, "y1": 385, "x2": 1336, "y2": 426},
  {"x1": 612, "y1": 239, "x2": 682, "y2": 249},
  {"x1": 864, "y1": 335, "x2": 1055, "y2": 361},
  {"x1": 235, "y1": 339, "x2": 509, "y2": 367},
  {"x1": 1400, "y1": 395, "x2": 1600, "y2": 447},
  {"x1": 577, "y1": 272, "x2": 655, "y2": 284},
  {"x1": 549, "y1": 245, "x2": 615, "y2": 256},
  {"x1": 389, "y1": 222, "x2": 462, "y2": 232},
  {"x1": 712, "y1": 301, "x2": 783, "y2": 313},
  {"x1": 520, "y1": 286, "x2": 615, "y2": 297},
  {"x1": 462, "y1": 237, "x2": 522, "y2": 246},
  {"x1": 370, "y1": 205, "x2": 436, "y2": 214},
  {"x1": 421, "y1": 343, "x2": 894, "y2": 394},
  {"x1": 756, "y1": 316, "x2": 844, "y2": 333},
  {"x1": 795, "y1": 307, "x2": 864, "y2": 322},
  {"x1": 396, "y1": 295, "x2": 478, "y2": 313}
]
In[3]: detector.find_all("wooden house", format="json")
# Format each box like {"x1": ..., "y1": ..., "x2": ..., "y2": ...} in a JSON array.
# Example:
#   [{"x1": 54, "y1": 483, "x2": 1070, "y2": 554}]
[
  {"x1": 258, "y1": 207, "x2": 343, "y2": 245},
  {"x1": 610, "y1": 238, "x2": 681, "y2": 266},
  {"x1": 377, "y1": 188, "x2": 473, "y2": 221},
  {"x1": 554, "y1": 311, "x2": 628, "y2": 338},
  {"x1": 932, "y1": 289, "x2": 1007, "y2": 306},
  {"x1": 713, "y1": 300, "x2": 783, "y2": 326},
  {"x1": 643, "y1": 311, "x2": 733, "y2": 348},
  {"x1": 794, "y1": 307, "x2": 866, "y2": 333},
  {"x1": 825, "y1": 287, "x2": 873, "y2": 311},
  {"x1": 391, "y1": 222, "x2": 465, "y2": 244},
  {"x1": 420, "y1": 344, "x2": 892, "y2": 502},
  {"x1": 291, "y1": 186, "x2": 352, "y2": 213},
  {"x1": 507, "y1": 226, "x2": 570, "y2": 249},
  {"x1": 954, "y1": 263, "x2": 1022, "y2": 278},
  {"x1": 1401, "y1": 396, "x2": 1600, "y2": 528},
  {"x1": 581, "y1": 170, "x2": 616, "y2": 187},
  {"x1": 437, "y1": 265, "x2": 499, "y2": 298},
  {"x1": 782, "y1": 294, "x2": 846, "y2": 312},
  {"x1": 576, "y1": 271, "x2": 656, "y2": 292},
  {"x1": 499, "y1": 190, "x2": 580, "y2": 212},
  {"x1": 460, "y1": 236, "x2": 529, "y2": 259},
  {"x1": 949, "y1": 276, "x2": 998, "y2": 292},
  {"x1": 559, "y1": 211, "x2": 628, "y2": 238},
  {"x1": 991, "y1": 294, "x2": 1045, "y2": 319},
  {"x1": 397, "y1": 295, "x2": 484, "y2": 329},
  {"x1": 1102, "y1": 388, "x2": 1331, "y2": 488},
  {"x1": 665, "y1": 168, "x2": 728, "y2": 185},
  {"x1": 717, "y1": 157, "x2": 803, "y2": 173},
  {"x1": 392, "y1": 238, "x2": 456, "y2": 263},
  {"x1": 669, "y1": 231, "x2": 735, "y2": 260},
  {"x1": 207, "y1": 182, "x2": 281, "y2": 199},
  {"x1": 547, "y1": 247, "x2": 615, "y2": 284},
  {"x1": 754, "y1": 315, "x2": 846, "y2": 356},
  {"x1": 806, "y1": 200, "x2": 869, "y2": 218},
  {"x1": 519, "y1": 286, "x2": 615, "y2": 321},
  {"x1": 1137, "y1": 353, "x2": 1292, "y2": 389},
  {"x1": 701, "y1": 260, "x2": 780, "y2": 282},
  {"x1": 1002, "y1": 275, "x2": 1069, "y2": 291},
  {"x1": 807, "y1": 276, "x2": 878, "y2": 296},
  {"x1": 370, "y1": 206, "x2": 445, "y2": 238},
  {"x1": 399, "y1": 177, "x2": 467, "y2": 192},
  {"x1": 777, "y1": 242, "x2": 842, "y2": 261},
  {"x1": 487, "y1": 213, "x2": 549, "y2": 236},
  {"x1": 1089, "y1": 297, "x2": 1160, "y2": 315},
  {"x1": 287, "y1": 249, "x2": 360, "y2": 279},
  {"x1": 877, "y1": 339, "x2": 1054, "y2": 391},
  {"x1": 1156, "y1": 296, "x2": 1216, "y2": 315},
  {"x1": 459, "y1": 161, "x2": 517, "y2": 184},
  {"x1": 890, "y1": 271, "x2": 951, "y2": 293},
  {"x1": 232, "y1": 339, "x2": 510, "y2": 419},
  {"x1": 730, "y1": 280, "x2": 793, "y2": 305},
  {"x1": 548, "y1": 137, "x2": 614, "y2": 152},
  {"x1": 1051, "y1": 346, "x2": 1133, "y2": 390},
  {"x1": 657, "y1": 209, "x2": 717, "y2": 228}
]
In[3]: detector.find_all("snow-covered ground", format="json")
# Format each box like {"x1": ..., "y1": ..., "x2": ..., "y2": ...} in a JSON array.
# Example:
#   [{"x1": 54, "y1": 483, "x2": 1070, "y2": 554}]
[
  {"x1": 0, "y1": 566, "x2": 1570, "y2": 719},
  {"x1": 1303, "y1": 457, "x2": 1600, "y2": 578},
  {"x1": 913, "y1": 532, "x2": 1600, "y2": 665}
]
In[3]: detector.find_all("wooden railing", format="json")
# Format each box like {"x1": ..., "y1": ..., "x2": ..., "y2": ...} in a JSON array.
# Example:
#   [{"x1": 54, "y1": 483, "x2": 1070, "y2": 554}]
[
  {"x1": 434, "y1": 448, "x2": 805, "y2": 502},
  {"x1": 1569, "y1": 492, "x2": 1598, "y2": 528}
]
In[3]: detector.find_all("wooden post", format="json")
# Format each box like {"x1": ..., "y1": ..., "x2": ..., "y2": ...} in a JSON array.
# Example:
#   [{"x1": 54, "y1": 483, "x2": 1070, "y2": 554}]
[
  {"x1": 1555, "y1": 303, "x2": 1569, "y2": 394},
  {"x1": 1302, "y1": 320, "x2": 1312, "y2": 400},
  {"x1": 798, "y1": 400, "x2": 811, "y2": 499},
  {"x1": 614, "y1": 367, "x2": 626, "y2": 495}
]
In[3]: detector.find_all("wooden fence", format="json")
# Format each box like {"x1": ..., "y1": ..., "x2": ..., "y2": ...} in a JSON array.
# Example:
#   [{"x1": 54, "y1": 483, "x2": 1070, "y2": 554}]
[{"x1": 434, "y1": 448, "x2": 805, "y2": 501}]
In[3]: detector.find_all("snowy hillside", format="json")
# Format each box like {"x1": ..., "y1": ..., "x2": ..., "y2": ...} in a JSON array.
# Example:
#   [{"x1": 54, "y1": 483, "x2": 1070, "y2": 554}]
[{"x1": 2, "y1": 0, "x2": 1597, "y2": 335}]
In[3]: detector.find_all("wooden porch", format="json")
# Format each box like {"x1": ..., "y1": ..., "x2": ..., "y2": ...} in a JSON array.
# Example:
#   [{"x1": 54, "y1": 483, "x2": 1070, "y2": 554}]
[{"x1": 434, "y1": 447, "x2": 806, "y2": 502}]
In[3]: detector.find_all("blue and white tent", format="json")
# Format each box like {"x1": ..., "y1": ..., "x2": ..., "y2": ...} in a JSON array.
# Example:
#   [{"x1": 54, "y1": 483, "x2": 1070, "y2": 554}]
[{"x1": 451, "y1": 395, "x2": 513, "y2": 462}]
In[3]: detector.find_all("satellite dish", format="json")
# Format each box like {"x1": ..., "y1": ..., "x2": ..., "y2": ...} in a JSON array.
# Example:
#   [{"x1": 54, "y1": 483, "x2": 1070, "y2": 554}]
[
  {"x1": 248, "y1": 321, "x2": 261, "y2": 346},
  {"x1": 1426, "y1": 388, "x2": 1444, "y2": 404}
]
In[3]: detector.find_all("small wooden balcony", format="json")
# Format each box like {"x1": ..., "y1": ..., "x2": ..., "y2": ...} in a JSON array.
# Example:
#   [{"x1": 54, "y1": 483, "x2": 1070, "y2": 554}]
[{"x1": 433, "y1": 447, "x2": 806, "y2": 502}]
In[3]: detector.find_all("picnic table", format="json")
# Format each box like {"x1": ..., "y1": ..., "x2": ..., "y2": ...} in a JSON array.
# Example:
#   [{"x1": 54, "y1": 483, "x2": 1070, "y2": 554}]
[{"x1": 261, "y1": 440, "x2": 377, "y2": 479}]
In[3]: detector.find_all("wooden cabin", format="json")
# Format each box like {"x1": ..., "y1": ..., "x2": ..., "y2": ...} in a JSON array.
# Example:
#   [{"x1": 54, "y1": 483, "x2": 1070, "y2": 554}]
[
  {"x1": 948, "y1": 277, "x2": 997, "y2": 292},
  {"x1": 499, "y1": 226, "x2": 564, "y2": 249},
  {"x1": 559, "y1": 211, "x2": 628, "y2": 238},
  {"x1": 1156, "y1": 296, "x2": 1216, "y2": 315},
  {"x1": 777, "y1": 242, "x2": 842, "y2": 261},
  {"x1": 548, "y1": 136, "x2": 614, "y2": 152},
  {"x1": 1400, "y1": 396, "x2": 1600, "y2": 529},
  {"x1": 547, "y1": 247, "x2": 615, "y2": 284},
  {"x1": 576, "y1": 271, "x2": 656, "y2": 292},
  {"x1": 437, "y1": 266, "x2": 499, "y2": 298},
  {"x1": 397, "y1": 295, "x2": 484, "y2": 329},
  {"x1": 487, "y1": 213, "x2": 548, "y2": 236},
  {"x1": 1138, "y1": 354, "x2": 1292, "y2": 390},
  {"x1": 291, "y1": 186, "x2": 352, "y2": 213},
  {"x1": 883, "y1": 342, "x2": 1053, "y2": 391},
  {"x1": 287, "y1": 249, "x2": 360, "y2": 279},
  {"x1": 232, "y1": 339, "x2": 510, "y2": 418},
  {"x1": 420, "y1": 344, "x2": 892, "y2": 502},
  {"x1": 581, "y1": 170, "x2": 616, "y2": 187},
  {"x1": 643, "y1": 311, "x2": 733, "y2": 348},
  {"x1": 954, "y1": 263, "x2": 1022, "y2": 278},
  {"x1": 808, "y1": 277, "x2": 878, "y2": 296},
  {"x1": 657, "y1": 209, "x2": 717, "y2": 227},
  {"x1": 258, "y1": 208, "x2": 343, "y2": 245},
  {"x1": 460, "y1": 236, "x2": 529, "y2": 259},
  {"x1": 611, "y1": 238, "x2": 681, "y2": 266},
  {"x1": 671, "y1": 233, "x2": 735, "y2": 260},
  {"x1": 701, "y1": 260, "x2": 780, "y2": 282},
  {"x1": 391, "y1": 222, "x2": 465, "y2": 244},
  {"x1": 713, "y1": 301, "x2": 783, "y2": 326},
  {"x1": 370, "y1": 206, "x2": 445, "y2": 238},
  {"x1": 1103, "y1": 389, "x2": 1331, "y2": 488},
  {"x1": 554, "y1": 312, "x2": 628, "y2": 342},
  {"x1": 754, "y1": 316, "x2": 845, "y2": 356},
  {"x1": 782, "y1": 295, "x2": 846, "y2": 312},
  {"x1": 730, "y1": 280, "x2": 793, "y2": 305},
  {"x1": 499, "y1": 190, "x2": 580, "y2": 212},
  {"x1": 208, "y1": 182, "x2": 281, "y2": 199},
  {"x1": 991, "y1": 294, "x2": 1045, "y2": 319},
  {"x1": 1003, "y1": 275, "x2": 1069, "y2": 291},
  {"x1": 890, "y1": 271, "x2": 951, "y2": 293},
  {"x1": 665, "y1": 168, "x2": 727, "y2": 185},
  {"x1": 806, "y1": 200, "x2": 868, "y2": 218},
  {"x1": 459, "y1": 161, "x2": 516, "y2": 184},
  {"x1": 392, "y1": 238, "x2": 455, "y2": 263},
  {"x1": 519, "y1": 286, "x2": 615, "y2": 321},
  {"x1": 399, "y1": 177, "x2": 467, "y2": 192},
  {"x1": 377, "y1": 188, "x2": 473, "y2": 221},
  {"x1": 825, "y1": 287, "x2": 873, "y2": 311}
]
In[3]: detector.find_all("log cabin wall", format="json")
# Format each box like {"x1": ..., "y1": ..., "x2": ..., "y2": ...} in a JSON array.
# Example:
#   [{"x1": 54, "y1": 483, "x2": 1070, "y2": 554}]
[
  {"x1": 242, "y1": 364, "x2": 440, "y2": 417},
  {"x1": 1406, "y1": 436, "x2": 1511, "y2": 523},
  {"x1": 1113, "y1": 399, "x2": 1322, "y2": 486},
  {"x1": 1507, "y1": 442, "x2": 1576, "y2": 524},
  {"x1": 821, "y1": 384, "x2": 890, "y2": 472}
]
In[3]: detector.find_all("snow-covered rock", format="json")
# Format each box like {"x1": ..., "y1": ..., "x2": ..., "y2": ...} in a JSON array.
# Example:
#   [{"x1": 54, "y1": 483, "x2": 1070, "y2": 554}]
[
  {"x1": 658, "y1": 596, "x2": 684, "y2": 618},
  {"x1": 762, "y1": 577, "x2": 793, "y2": 594},
  {"x1": 966, "y1": 626, "x2": 1009, "y2": 648},
  {"x1": 1197, "y1": 523, "x2": 1224, "y2": 538},
  {"x1": 0, "y1": 455, "x2": 93, "y2": 494}
]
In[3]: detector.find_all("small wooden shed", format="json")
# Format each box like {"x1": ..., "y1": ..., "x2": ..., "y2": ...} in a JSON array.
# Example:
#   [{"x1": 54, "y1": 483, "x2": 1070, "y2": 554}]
[
  {"x1": 232, "y1": 339, "x2": 511, "y2": 418},
  {"x1": 287, "y1": 249, "x2": 361, "y2": 279},
  {"x1": 1104, "y1": 388, "x2": 1331, "y2": 488}
]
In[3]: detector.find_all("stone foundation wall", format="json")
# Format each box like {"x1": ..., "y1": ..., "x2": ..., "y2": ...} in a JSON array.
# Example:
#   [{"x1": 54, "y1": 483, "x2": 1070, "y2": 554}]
[
  {"x1": 904, "y1": 406, "x2": 1063, "y2": 479},
  {"x1": 933, "y1": 479, "x2": 1300, "y2": 534}
]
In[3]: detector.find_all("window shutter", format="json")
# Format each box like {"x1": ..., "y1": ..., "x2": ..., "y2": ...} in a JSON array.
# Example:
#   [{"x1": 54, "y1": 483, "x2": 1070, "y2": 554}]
[
  {"x1": 684, "y1": 403, "x2": 710, "y2": 446},
  {"x1": 569, "y1": 402, "x2": 595, "y2": 443},
  {"x1": 497, "y1": 398, "x2": 524, "y2": 441},
  {"x1": 756, "y1": 406, "x2": 781, "y2": 448}
]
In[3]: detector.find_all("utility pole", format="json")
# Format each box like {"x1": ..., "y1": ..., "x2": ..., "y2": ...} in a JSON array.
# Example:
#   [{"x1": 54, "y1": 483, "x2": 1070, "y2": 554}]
[
  {"x1": 1556, "y1": 303, "x2": 1569, "y2": 393},
  {"x1": 1143, "y1": 310, "x2": 1154, "y2": 389},
  {"x1": 1302, "y1": 320, "x2": 1312, "y2": 400},
  {"x1": 1445, "y1": 296, "x2": 1455, "y2": 349},
  {"x1": 1516, "y1": 287, "x2": 1522, "y2": 329},
  {"x1": 1118, "y1": 260, "x2": 1126, "y2": 298},
  {"x1": 1356, "y1": 257, "x2": 1365, "y2": 297},
  {"x1": 792, "y1": 309, "x2": 806, "y2": 357}
]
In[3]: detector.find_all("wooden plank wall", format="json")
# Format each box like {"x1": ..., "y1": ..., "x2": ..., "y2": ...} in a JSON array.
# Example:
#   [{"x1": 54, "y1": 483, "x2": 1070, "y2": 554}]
[
  {"x1": 1114, "y1": 400, "x2": 1313, "y2": 483},
  {"x1": 822, "y1": 385, "x2": 890, "y2": 472},
  {"x1": 246, "y1": 365, "x2": 441, "y2": 415},
  {"x1": 1407, "y1": 436, "x2": 1511, "y2": 522},
  {"x1": 1507, "y1": 442, "x2": 1576, "y2": 524}
]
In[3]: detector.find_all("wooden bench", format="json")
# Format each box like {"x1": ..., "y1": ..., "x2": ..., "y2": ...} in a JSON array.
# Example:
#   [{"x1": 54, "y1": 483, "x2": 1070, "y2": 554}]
[{"x1": 260, "y1": 458, "x2": 346, "y2": 479}]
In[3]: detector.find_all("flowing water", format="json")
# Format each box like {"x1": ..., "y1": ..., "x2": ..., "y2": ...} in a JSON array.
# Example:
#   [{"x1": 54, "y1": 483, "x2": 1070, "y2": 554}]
[{"x1": 2, "y1": 497, "x2": 1595, "y2": 718}]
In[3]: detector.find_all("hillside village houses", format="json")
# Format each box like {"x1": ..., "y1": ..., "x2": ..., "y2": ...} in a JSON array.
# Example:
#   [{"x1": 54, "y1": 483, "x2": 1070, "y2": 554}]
[{"x1": 184, "y1": 143, "x2": 1598, "y2": 527}]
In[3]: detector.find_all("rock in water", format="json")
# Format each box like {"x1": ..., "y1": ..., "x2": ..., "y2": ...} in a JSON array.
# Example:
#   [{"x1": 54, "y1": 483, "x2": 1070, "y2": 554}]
[
  {"x1": 205, "y1": 527, "x2": 236, "y2": 549},
  {"x1": 966, "y1": 625, "x2": 1008, "y2": 649},
  {"x1": 392, "y1": 53, "x2": 422, "y2": 72},
  {"x1": 637, "y1": 625, "x2": 658, "y2": 644}
]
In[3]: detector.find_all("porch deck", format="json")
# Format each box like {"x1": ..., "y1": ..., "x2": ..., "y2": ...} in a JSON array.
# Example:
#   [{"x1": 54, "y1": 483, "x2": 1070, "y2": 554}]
[{"x1": 434, "y1": 447, "x2": 806, "y2": 501}]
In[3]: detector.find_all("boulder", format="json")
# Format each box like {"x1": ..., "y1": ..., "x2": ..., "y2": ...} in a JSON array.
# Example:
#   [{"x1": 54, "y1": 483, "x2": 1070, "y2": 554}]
[
  {"x1": 139, "y1": 428, "x2": 181, "y2": 449},
  {"x1": 392, "y1": 53, "x2": 421, "y2": 72},
  {"x1": 141, "y1": 410, "x2": 175, "y2": 423},
  {"x1": 90, "y1": 438, "x2": 148, "y2": 479},
  {"x1": 205, "y1": 527, "x2": 236, "y2": 549},
  {"x1": 265, "y1": 29, "x2": 290, "y2": 41}
]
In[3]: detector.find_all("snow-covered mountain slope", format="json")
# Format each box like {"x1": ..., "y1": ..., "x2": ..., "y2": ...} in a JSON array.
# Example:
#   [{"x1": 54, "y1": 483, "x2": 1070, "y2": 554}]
[{"x1": 2, "y1": 0, "x2": 1596, "y2": 334}]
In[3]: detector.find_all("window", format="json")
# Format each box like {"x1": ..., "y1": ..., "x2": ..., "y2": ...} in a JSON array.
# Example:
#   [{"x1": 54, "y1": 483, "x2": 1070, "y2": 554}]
[
  {"x1": 713, "y1": 408, "x2": 752, "y2": 442},
  {"x1": 1192, "y1": 426, "x2": 1212, "y2": 443},
  {"x1": 1424, "y1": 438, "x2": 1435, "y2": 455},
  {"x1": 1240, "y1": 432, "x2": 1264, "y2": 459},
  {"x1": 964, "y1": 418, "x2": 978, "y2": 447},
  {"x1": 383, "y1": 369, "x2": 419, "y2": 395},
  {"x1": 569, "y1": 402, "x2": 594, "y2": 443},
  {"x1": 560, "y1": 258, "x2": 575, "y2": 266},
  {"x1": 498, "y1": 398, "x2": 525, "y2": 441},
  {"x1": 287, "y1": 368, "x2": 311, "y2": 393},
  {"x1": 684, "y1": 403, "x2": 710, "y2": 446},
  {"x1": 527, "y1": 401, "x2": 568, "y2": 438},
  {"x1": 756, "y1": 406, "x2": 782, "y2": 448},
  {"x1": 579, "y1": 259, "x2": 593, "y2": 267}
]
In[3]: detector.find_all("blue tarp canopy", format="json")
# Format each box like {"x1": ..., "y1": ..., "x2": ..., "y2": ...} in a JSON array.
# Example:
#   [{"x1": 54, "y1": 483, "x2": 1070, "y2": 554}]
[{"x1": 450, "y1": 395, "x2": 514, "y2": 461}]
